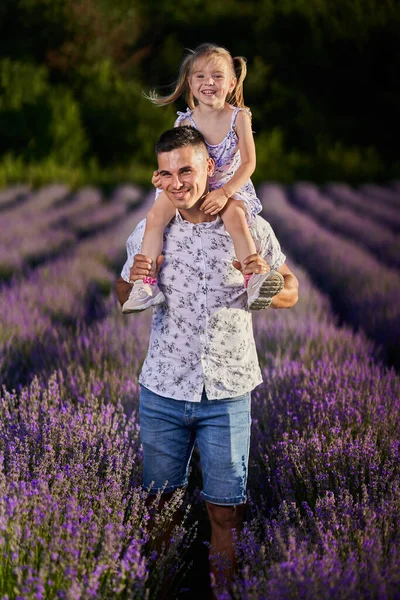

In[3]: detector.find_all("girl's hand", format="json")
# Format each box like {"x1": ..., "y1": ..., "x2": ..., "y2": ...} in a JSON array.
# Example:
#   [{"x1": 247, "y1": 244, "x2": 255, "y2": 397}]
[
  {"x1": 200, "y1": 189, "x2": 229, "y2": 215},
  {"x1": 152, "y1": 170, "x2": 162, "y2": 189}
]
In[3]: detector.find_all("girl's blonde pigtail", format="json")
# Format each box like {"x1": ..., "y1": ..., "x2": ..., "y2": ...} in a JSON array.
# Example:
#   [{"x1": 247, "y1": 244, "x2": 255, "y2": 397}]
[
  {"x1": 143, "y1": 53, "x2": 194, "y2": 107},
  {"x1": 229, "y1": 56, "x2": 248, "y2": 109}
]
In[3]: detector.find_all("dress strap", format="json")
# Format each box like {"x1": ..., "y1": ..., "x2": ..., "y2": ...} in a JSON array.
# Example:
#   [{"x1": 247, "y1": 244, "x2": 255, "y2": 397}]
[
  {"x1": 174, "y1": 108, "x2": 198, "y2": 129},
  {"x1": 231, "y1": 106, "x2": 252, "y2": 128}
]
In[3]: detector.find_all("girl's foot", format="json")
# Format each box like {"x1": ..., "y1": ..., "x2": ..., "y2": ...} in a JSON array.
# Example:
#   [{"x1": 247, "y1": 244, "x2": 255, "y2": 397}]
[
  {"x1": 246, "y1": 271, "x2": 284, "y2": 310},
  {"x1": 122, "y1": 278, "x2": 165, "y2": 313}
]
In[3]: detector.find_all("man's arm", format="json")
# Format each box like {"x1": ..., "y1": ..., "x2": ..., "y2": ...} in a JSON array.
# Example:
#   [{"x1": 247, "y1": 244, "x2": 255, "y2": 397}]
[
  {"x1": 272, "y1": 262, "x2": 299, "y2": 308},
  {"x1": 246, "y1": 216, "x2": 299, "y2": 308},
  {"x1": 115, "y1": 277, "x2": 132, "y2": 307}
]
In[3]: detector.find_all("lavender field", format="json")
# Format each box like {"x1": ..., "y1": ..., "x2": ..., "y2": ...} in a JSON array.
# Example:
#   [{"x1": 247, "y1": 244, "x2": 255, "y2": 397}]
[{"x1": 0, "y1": 183, "x2": 399, "y2": 599}]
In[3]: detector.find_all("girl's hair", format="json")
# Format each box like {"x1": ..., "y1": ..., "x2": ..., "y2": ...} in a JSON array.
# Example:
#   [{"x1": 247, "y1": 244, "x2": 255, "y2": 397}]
[{"x1": 146, "y1": 43, "x2": 248, "y2": 109}]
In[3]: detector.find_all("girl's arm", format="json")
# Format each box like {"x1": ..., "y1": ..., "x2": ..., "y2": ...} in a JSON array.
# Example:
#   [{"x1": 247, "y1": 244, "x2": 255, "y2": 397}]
[
  {"x1": 221, "y1": 110, "x2": 256, "y2": 198},
  {"x1": 199, "y1": 111, "x2": 256, "y2": 215}
]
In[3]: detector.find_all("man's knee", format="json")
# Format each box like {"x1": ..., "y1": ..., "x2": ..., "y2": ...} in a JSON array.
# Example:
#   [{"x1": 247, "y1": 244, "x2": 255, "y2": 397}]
[{"x1": 206, "y1": 502, "x2": 245, "y2": 530}]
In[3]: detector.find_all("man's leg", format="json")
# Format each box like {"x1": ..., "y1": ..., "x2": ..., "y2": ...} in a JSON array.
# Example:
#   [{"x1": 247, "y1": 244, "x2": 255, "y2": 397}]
[
  {"x1": 195, "y1": 391, "x2": 251, "y2": 593},
  {"x1": 139, "y1": 385, "x2": 196, "y2": 546},
  {"x1": 206, "y1": 501, "x2": 245, "y2": 590}
]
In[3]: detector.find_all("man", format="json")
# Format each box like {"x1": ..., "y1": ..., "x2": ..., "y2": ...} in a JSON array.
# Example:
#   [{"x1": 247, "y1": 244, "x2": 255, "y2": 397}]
[{"x1": 115, "y1": 126, "x2": 298, "y2": 592}]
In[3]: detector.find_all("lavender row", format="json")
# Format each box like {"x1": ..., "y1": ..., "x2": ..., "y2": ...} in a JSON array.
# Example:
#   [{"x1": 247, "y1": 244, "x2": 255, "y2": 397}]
[
  {"x1": 54, "y1": 184, "x2": 142, "y2": 238},
  {"x1": 2, "y1": 263, "x2": 399, "y2": 598},
  {"x1": 234, "y1": 272, "x2": 400, "y2": 598},
  {"x1": 260, "y1": 184, "x2": 400, "y2": 367},
  {"x1": 0, "y1": 184, "x2": 31, "y2": 210},
  {"x1": 359, "y1": 183, "x2": 400, "y2": 209},
  {"x1": 0, "y1": 185, "x2": 143, "y2": 278},
  {"x1": 1, "y1": 188, "x2": 398, "y2": 597},
  {"x1": 0, "y1": 375, "x2": 194, "y2": 599},
  {"x1": 289, "y1": 183, "x2": 400, "y2": 269},
  {"x1": 0, "y1": 186, "x2": 97, "y2": 278},
  {"x1": 324, "y1": 183, "x2": 400, "y2": 233},
  {"x1": 0, "y1": 193, "x2": 153, "y2": 388}
]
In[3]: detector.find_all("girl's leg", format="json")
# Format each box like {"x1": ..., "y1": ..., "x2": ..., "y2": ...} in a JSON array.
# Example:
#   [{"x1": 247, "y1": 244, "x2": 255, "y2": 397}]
[
  {"x1": 220, "y1": 199, "x2": 256, "y2": 267},
  {"x1": 122, "y1": 193, "x2": 175, "y2": 313},
  {"x1": 221, "y1": 199, "x2": 284, "y2": 311},
  {"x1": 141, "y1": 192, "x2": 176, "y2": 277}
]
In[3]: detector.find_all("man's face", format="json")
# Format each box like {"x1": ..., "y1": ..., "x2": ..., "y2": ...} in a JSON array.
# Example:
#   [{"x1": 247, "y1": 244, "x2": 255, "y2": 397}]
[{"x1": 157, "y1": 145, "x2": 214, "y2": 212}]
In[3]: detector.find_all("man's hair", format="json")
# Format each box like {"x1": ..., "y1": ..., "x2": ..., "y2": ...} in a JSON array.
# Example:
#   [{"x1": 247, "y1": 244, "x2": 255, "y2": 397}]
[{"x1": 155, "y1": 126, "x2": 208, "y2": 155}]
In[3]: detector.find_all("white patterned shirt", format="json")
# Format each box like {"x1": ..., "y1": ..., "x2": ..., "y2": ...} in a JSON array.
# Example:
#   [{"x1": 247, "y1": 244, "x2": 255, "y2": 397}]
[{"x1": 121, "y1": 212, "x2": 286, "y2": 402}]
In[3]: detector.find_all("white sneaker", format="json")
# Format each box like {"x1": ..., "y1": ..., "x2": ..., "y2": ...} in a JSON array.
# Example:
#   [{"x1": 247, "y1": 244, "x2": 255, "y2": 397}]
[
  {"x1": 247, "y1": 271, "x2": 284, "y2": 310},
  {"x1": 122, "y1": 280, "x2": 165, "y2": 313}
]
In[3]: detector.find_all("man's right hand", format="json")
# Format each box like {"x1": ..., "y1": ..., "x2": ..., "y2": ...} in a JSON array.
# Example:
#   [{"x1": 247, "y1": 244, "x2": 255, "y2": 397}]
[
  {"x1": 232, "y1": 253, "x2": 270, "y2": 276},
  {"x1": 129, "y1": 254, "x2": 164, "y2": 281},
  {"x1": 152, "y1": 170, "x2": 162, "y2": 189}
]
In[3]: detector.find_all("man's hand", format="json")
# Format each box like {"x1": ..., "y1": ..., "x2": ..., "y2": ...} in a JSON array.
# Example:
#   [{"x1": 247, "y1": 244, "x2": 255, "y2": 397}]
[
  {"x1": 129, "y1": 254, "x2": 164, "y2": 281},
  {"x1": 232, "y1": 253, "x2": 270, "y2": 276},
  {"x1": 151, "y1": 170, "x2": 162, "y2": 189},
  {"x1": 200, "y1": 190, "x2": 229, "y2": 215},
  {"x1": 115, "y1": 253, "x2": 165, "y2": 307}
]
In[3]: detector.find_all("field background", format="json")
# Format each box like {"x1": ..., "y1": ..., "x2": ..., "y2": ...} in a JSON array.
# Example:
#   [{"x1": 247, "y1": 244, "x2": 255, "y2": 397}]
[{"x1": 1, "y1": 1, "x2": 400, "y2": 599}]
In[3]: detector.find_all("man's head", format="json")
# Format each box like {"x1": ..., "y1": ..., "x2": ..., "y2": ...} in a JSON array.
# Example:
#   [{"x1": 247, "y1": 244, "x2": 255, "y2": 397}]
[{"x1": 155, "y1": 126, "x2": 214, "y2": 217}]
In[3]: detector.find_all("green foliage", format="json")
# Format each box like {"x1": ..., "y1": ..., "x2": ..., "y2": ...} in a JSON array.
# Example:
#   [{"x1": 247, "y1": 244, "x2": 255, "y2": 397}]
[
  {"x1": 0, "y1": 154, "x2": 154, "y2": 189},
  {"x1": 0, "y1": 59, "x2": 87, "y2": 165},
  {"x1": 79, "y1": 59, "x2": 174, "y2": 166},
  {"x1": 254, "y1": 129, "x2": 386, "y2": 184},
  {"x1": 0, "y1": 0, "x2": 399, "y2": 184},
  {"x1": 0, "y1": 59, "x2": 47, "y2": 110},
  {"x1": 47, "y1": 88, "x2": 88, "y2": 165}
]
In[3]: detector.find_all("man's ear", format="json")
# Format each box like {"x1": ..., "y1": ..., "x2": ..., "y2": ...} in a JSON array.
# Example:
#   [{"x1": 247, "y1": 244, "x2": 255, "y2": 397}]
[{"x1": 207, "y1": 157, "x2": 215, "y2": 177}]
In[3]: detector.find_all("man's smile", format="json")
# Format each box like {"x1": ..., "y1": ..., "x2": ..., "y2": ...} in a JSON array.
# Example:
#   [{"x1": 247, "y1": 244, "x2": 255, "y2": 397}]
[{"x1": 170, "y1": 187, "x2": 190, "y2": 199}]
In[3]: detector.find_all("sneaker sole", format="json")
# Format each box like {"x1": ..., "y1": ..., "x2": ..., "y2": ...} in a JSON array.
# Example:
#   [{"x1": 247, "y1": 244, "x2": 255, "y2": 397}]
[
  {"x1": 248, "y1": 272, "x2": 284, "y2": 311},
  {"x1": 122, "y1": 291, "x2": 165, "y2": 313}
]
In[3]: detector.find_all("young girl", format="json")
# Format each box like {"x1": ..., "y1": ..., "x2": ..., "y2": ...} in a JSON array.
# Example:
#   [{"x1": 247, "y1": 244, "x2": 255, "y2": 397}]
[{"x1": 123, "y1": 42, "x2": 284, "y2": 313}]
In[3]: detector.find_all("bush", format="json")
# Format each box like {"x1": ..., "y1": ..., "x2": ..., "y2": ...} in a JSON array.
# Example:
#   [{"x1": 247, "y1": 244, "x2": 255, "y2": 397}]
[{"x1": 0, "y1": 59, "x2": 87, "y2": 165}]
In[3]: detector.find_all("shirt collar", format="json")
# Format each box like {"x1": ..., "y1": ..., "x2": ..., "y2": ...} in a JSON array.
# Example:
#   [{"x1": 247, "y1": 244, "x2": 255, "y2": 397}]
[{"x1": 174, "y1": 210, "x2": 222, "y2": 229}]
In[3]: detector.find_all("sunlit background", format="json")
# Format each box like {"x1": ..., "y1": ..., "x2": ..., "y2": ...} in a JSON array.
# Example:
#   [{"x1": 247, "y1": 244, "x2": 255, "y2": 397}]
[
  {"x1": 0, "y1": 0, "x2": 399, "y2": 186},
  {"x1": 0, "y1": 2, "x2": 399, "y2": 599}
]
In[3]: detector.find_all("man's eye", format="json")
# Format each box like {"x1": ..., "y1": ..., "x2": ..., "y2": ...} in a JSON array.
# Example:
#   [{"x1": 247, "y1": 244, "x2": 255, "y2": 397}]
[{"x1": 181, "y1": 169, "x2": 191, "y2": 174}]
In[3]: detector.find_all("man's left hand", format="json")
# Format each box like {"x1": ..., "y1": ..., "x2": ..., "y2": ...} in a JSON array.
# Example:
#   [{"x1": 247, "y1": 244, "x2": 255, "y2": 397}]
[{"x1": 129, "y1": 254, "x2": 164, "y2": 281}]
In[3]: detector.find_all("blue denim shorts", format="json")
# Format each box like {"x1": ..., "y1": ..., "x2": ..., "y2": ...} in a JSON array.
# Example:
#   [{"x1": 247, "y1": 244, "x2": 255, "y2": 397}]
[{"x1": 139, "y1": 385, "x2": 251, "y2": 505}]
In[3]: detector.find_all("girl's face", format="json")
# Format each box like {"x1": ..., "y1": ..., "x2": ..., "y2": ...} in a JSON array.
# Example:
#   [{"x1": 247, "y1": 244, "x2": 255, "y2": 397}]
[{"x1": 189, "y1": 57, "x2": 236, "y2": 108}]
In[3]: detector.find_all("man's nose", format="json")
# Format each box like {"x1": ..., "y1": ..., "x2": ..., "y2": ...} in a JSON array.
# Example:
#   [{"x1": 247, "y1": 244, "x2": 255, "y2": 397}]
[{"x1": 171, "y1": 174, "x2": 183, "y2": 188}]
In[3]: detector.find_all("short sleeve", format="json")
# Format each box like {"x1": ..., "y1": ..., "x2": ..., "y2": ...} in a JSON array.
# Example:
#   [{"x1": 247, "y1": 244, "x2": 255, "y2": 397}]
[
  {"x1": 251, "y1": 216, "x2": 286, "y2": 271},
  {"x1": 120, "y1": 219, "x2": 146, "y2": 282}
]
